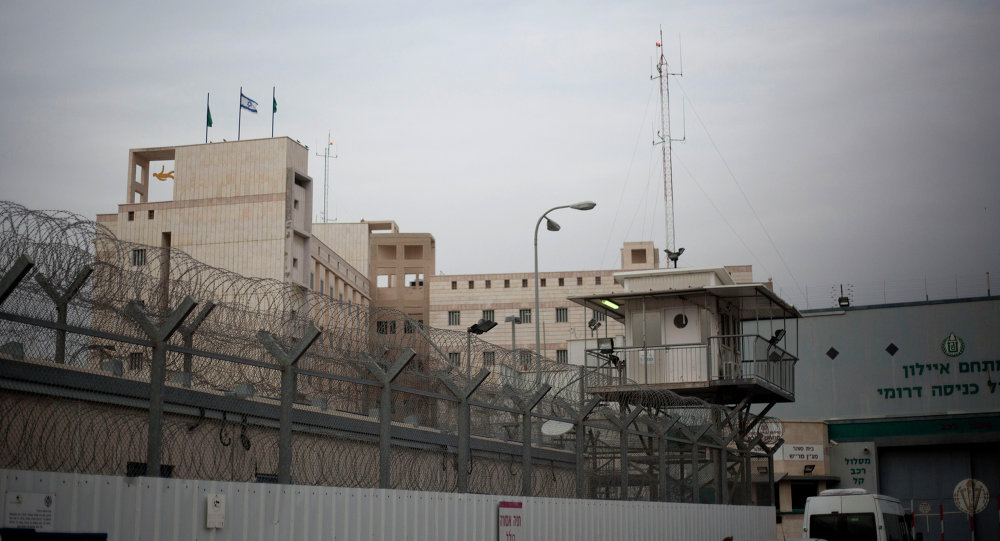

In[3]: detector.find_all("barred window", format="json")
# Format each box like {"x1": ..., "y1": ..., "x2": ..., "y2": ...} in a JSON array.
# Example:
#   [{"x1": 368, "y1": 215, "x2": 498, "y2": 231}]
[
  {"x1": 483, "y1": 351, "x2": 496, "y2": 367},
  {"x1": 593, "y1": 310, "x2": 606, "y2": 322},
  {"x1": 555, "y1": 308, "x2": 568, "y2": 323},
  {"x1": 376, "y1": 320, "x2": 396, "y2": 334},
  {"x1": 519, "y1": 309, "x2": 532, "y2": 324},
  {"x1": 518, "y1": 350, "x2": 532, "y2": 366},
  {"x1": 448, "y1": 311, "x2": 461, "y2": 326},
  {"x1": 131, "y1": 248, "x2": 146, "y2": 266},
  {"x1": 448, "y1": 352, "x2": 461, "y2": 365},
  {"x1": 556, "y1": 350, "x2": 568, "y2": 364},
  {"x1": 595, "y1": 276, "x2": 602, "y2": 285},
  {"x1": 482, "y1": 309, "x2": 495, "y2": 322}
]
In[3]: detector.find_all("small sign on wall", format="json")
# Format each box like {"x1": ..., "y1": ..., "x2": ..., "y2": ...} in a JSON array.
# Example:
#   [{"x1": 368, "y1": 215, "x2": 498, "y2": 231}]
[
  {"x1": 778, "y1": 444, "x2": 824, "y2": 461},
  {"x1": 206, "y1": 493, "x2": 225, "y2": 529},
  {"x1": 497, "y1": 501, "x2": 524, "y2": 540},
  {"x1": 4, "y1": 492, "x2": 55, "y2": 532}
]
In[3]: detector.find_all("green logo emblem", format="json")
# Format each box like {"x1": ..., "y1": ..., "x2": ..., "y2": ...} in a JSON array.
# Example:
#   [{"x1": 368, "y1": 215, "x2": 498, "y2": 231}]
[{"x1": 941, "y1": 332, "x2": 965, "y2": 357}]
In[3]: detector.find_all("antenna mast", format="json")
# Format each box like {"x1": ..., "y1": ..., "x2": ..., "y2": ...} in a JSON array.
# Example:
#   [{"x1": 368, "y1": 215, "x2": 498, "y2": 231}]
[
  {"x1": 653, "y1": 28, "x2": 684, "y2": 265},
  {"x1": 315, "y1": 131, "x2": 337, "y2": 222}
]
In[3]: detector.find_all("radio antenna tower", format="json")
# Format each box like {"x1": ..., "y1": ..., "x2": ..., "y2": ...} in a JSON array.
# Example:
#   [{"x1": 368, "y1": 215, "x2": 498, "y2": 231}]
[
  {"x1": 652, "y1": 27, "x2": 685, "y2": 267},
  {"x1": 315, "y1": 131, "x2": 337, "y2": 222}
]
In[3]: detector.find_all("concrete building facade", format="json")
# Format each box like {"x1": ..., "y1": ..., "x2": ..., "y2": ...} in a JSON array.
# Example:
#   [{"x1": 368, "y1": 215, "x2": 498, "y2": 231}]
[{"x1": 97, "y1": 138, "x2": 370, "y2": 305}]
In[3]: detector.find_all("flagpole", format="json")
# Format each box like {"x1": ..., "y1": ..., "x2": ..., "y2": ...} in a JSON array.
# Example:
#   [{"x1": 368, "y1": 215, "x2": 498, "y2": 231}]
[
  {"x1": 238, "y1": 86, "x2": 243, "y2": 141},
  {"x1": 271, "y1": 86, "x2": 275, "y2": 138},
  {"x1": 205, "y1": 92, "x2": 210, "y2": 144}
]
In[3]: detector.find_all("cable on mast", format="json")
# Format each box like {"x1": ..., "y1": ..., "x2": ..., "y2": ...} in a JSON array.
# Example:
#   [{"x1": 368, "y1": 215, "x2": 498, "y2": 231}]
[{"x1": 315, "y1": 131, "x2": 338, "y2": 223}]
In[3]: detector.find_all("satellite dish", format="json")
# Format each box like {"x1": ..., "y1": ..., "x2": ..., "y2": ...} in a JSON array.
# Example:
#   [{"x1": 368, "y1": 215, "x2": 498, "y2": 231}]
[{"x1": 541, "y1": 419, "x2": 573, "y2": 436}]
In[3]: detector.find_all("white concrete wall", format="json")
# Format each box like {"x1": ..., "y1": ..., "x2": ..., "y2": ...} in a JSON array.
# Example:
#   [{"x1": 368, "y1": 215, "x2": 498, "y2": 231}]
[{"x1": 1, "y1": 469, "x2": 775, "y2": 541}]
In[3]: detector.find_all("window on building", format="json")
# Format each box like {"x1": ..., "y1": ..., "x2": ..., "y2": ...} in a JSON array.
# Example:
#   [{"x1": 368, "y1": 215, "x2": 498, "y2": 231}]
[
  {"x1": 128, "y1": 352, "x2": 143, "y2": 371},
  {"x1": 790, "y1": 481, "x2": 819, "y2": 512},
  {"x1": 451, "y1": 281, "x2": 457, "y2": 290},
  {"x1": 292, "y1": 258, "x2": 298, "y2": 268},
  {"x1": 310, "y1": 273, "x2": 314, "y2": 289},
  {"x1": 127, "y1": 211, "x2": 135, "y2": 221},
  {"x1": 504, "y1": 279, "x2": 510, "y2": 288},
  {"x1": 556, "y1": 350, "x2": 568, "y2": 363},
  {"x1": 595, "y1": 276, "x2": 601, "y2": 285},
  {"x1": 540, "y1": 278, "x2": 546, "y2": 287},
  {"x1": 483, "y1": 351, "x2": 495, "y2": 367},
  {"x1": 377, "y1": 245, "x2": 396, "y2": 260},
  {"x1": 558, "y1": 277, "x2": 564, "y2": 286},
  {"x1": 468, "y1": 280, "x2": 474, "y2": 289},
  {"x1": 376, "y1": 320, "x2": 396, "y2": 334},
  {"x1": 485, "y1": 280, "x2": 491, "y2": 289},
  {"x1": 592, "y1": 310, "x2": 606, "y2": 322},
  {"x1": 518, "y1": 350, "x2": 531, "y2": 366},
  {"x1": 319, "y1": 279, "x2": 324, "y2": 293},
  {"x1": 147, "y1": 210, "x2": 154, "y2": 219},
  {"x1": 377, "y1": 274, "x2": 395, "y2": 288},
  {"x1": 482, "y1": 309, "x2": 495, "y2": 322},
  {"x1": 577, "y1": 277, "x2": 583, "y2": 286},
  {"x1": 405, "y1": 273, "x2": 424, "y2": 287},
  {"x1": 448, "y1": 352, "x2": 461, "y2": 365},
  {"x1": 555, "y1": 308, "x2": 568, "y2": 323},
  {"x1": 448, "y1": 311, "x2": 461, "y2": 326},
  {"x1": 404, "y1": 320, "x2": 417, "y2": 334},
  {"x1": 519, "y1": 309, "x2": 531, "y2": 324},
  {"x1": 131, "y1": 248, "x2": 146, "y2": 266},
  {"x1": 293, "y1": 199, "x2": 299, "y2": 210},
  {"x1": 522, "y1": 279, "x2": 528, "y2": 288}
]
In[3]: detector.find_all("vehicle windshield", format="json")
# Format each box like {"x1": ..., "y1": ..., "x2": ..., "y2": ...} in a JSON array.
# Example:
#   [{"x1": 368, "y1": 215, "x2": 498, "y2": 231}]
[{"x1": 809, "y1": 513, "x2": 877, "y2": 541}]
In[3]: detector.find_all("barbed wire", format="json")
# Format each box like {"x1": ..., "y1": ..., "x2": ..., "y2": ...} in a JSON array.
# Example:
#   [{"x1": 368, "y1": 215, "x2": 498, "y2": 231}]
[{"x1": 0, "y1": 201, "x2": 771, "y2": 502}]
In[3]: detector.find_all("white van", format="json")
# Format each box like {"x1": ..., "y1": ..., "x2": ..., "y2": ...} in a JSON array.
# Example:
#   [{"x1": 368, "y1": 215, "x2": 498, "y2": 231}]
[{"x1": 803, "y1": 488, "x2": 921, "y2": 541}]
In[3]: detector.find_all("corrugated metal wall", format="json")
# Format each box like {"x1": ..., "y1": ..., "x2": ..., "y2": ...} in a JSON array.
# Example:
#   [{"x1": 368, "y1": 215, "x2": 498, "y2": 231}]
[{"x1": 1, "y1": 469, "x2": 775, "y2": 541}]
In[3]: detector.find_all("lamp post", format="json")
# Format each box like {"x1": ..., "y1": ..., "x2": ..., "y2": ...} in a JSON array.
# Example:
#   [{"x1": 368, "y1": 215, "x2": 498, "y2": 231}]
[
  {"x1": 467, "y1": 318, "x2": 497, "y2": 378},
  {"x1": 505, "y1": 315, "x2": 521, "y2": 364},
  {"x1": 534, "y1": 201, "x2": 596, "y2": 381}
]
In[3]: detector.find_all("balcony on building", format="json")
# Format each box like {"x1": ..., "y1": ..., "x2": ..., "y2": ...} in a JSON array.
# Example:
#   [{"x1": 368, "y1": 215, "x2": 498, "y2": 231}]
[{"x1": 570, "y1": 266, "x2": 801, "y2": 406}]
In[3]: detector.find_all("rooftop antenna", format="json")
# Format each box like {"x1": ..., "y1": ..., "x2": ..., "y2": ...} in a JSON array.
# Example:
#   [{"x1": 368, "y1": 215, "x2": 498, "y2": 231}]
[
  {"x1": 315, "y1": 131, "x2": 337, "y2": 222},
  {"x1": 652, "y1": 27, "x2": 685, "y2": 267}
]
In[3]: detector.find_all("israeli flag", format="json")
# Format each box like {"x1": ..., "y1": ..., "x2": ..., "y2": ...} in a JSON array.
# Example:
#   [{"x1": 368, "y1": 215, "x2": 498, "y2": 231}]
[{"x1": 240, "y1": 93, "x2": 258, "y2": 113}]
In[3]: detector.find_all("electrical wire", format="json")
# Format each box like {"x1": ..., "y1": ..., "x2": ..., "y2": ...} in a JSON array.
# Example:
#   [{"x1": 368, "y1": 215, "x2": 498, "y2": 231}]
[{"x1": 675, "y1": 79, "x2": 807, "y2": 302}]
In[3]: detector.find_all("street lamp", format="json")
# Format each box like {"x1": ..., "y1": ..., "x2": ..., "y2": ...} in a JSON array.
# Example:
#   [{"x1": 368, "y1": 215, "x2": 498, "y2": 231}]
[
  {"x1": 466, "y1": 318, "x2": 497, "y2": 378},
  {"x1": 504, "y1": 315, "x2": 521, "y2": 364},
  {"x1": 534, "y1": 201, "x2": 596, "y2": 381}
]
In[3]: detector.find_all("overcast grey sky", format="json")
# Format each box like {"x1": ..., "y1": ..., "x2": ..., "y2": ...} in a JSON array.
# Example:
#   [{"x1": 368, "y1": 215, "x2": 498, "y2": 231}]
[{"x1": 1, "y1": 1, "x2": 998, "y2": 308}]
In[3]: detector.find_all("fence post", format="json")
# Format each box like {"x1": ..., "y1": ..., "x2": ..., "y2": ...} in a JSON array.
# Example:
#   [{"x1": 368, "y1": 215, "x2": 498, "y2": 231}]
[
  {"x1": 503, "y1": 384, "x2": 551, "y2": 496},
  {"x1": 179, "y1": 302, "x2": 215, "y2": 385},
  {"x1": 603, "y1": 406, "x2": 643, "y2": 500},
  {"x1": 639, "y1": 413, "x2": 679, "y2": 501},
  {"x1": 35, "y1": 267, "x2": 93, "y2": 364},
  {"x1": 257, "y1": 325, "x2": 321, "y2": 485},
  {"x1": 361, "y1": 348, "x2": 416, "y2": 489},
  {"x1": 437, "y1": 368, "x2": 490, "y2": 493},
  {"x1": 0, "y1": 255, "x2": 34, "y2": 307},
  {"x1": 712, "y1": 429, "x2": 738, "y2": 504},
  {"x1": 680, "y1": 424, "x2": 711, "y2": 503},
  {"x1": 568, "y1": 396, "x2": 601, "y2": 499},
  {"x1": 126, "y1": 296, "x2": 197, "y2": 478}
]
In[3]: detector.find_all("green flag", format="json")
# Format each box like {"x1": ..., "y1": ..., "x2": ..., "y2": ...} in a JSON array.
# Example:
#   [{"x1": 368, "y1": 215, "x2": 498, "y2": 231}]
[
  {"x1": 273, "y1": 96, "x2": 277, "y2": 114},
  {"x1": 207, "y1": 104, "x2": 213, "y2": 127}
]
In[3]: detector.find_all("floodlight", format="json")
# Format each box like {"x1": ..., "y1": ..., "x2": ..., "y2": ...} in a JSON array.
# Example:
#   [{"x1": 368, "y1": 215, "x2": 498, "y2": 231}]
[
  {"x1": 803, "y1": 464, "x2": 816, "y2": 474},
  {"x1": 570, "y1": 201, "x2": 597, "y2": 211},
  {"x1": 597, "y1": 337, "x2": 614, "y2": 354},
  {"x1": 468, "y1": 318, "x2": 497, "y2": 335},
  {"x1": 545, "y1": 218, "x2": 561, "y2": 231},
  {"x1": 587, "y1": 318, "x2": 602, "y2": 332}
]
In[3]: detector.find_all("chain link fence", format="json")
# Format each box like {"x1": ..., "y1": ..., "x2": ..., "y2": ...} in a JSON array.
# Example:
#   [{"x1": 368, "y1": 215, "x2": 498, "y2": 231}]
[{"x1": 0, "y1": 201, "x2": 778, "y2": 503}]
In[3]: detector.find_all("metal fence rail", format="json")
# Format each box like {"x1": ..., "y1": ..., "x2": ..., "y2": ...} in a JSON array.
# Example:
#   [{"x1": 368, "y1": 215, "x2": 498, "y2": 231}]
[{"x1": 0, "y1": 201, "x2": 781, "y2": 504}]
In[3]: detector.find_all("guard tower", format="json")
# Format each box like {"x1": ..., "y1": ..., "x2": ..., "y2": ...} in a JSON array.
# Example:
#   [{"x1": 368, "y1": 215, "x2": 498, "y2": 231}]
[{"x1": 570, "y1": 266, "x2": 800, "y2": 409}]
